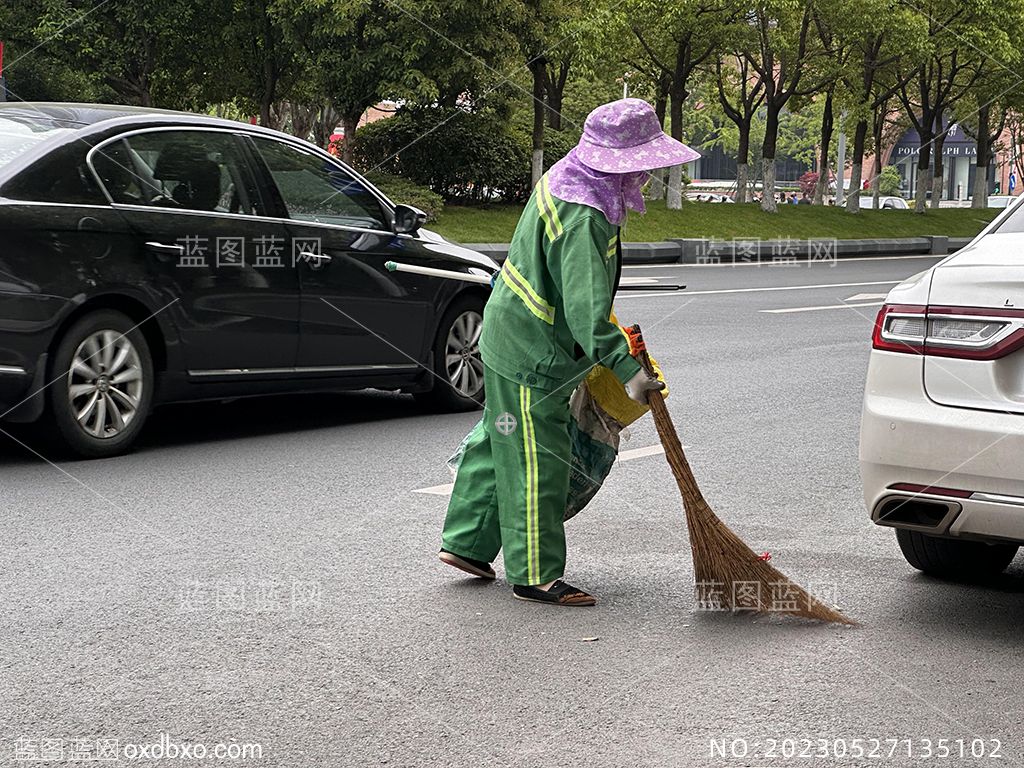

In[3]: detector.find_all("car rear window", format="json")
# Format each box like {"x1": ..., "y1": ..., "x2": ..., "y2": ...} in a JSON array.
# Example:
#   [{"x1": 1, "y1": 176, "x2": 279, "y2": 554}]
[
  {"x1": 992, "y1": 199, "x2": 1024, "y2": 233},
  {"x1": 0, "y1": 114, "x2": 75, "y2": 169},
  {"x1": 3, "y1": 143, "x2": 106, "y2": 205}
]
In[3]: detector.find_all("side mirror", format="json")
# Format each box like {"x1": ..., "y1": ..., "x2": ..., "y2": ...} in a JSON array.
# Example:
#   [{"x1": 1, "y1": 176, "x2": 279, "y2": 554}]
[{"x1": 393, "y1": 204, "x2": 427, "y2": 235}]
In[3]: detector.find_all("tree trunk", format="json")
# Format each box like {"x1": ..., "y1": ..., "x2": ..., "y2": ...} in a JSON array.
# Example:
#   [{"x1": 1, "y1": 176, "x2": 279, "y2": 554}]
[
  {"x1": 761, "y1": 158, "x2": 777, "y2": 212},
  {"x1": 846, "y1": 165, "x2": 861, "y2": 212},
  {"x1": 846, "y1": 119, "x2": 868, "y2": 214},
  {"x1": 972, "y1": 104, "x2": 991, "y2": 209},
  {"x1": 814, "y1": 90, "x2": 835, "y2": 205},
  {"x1": 648, "y1": 169, "x2": 665, "y2": 200},
  {"x1": 872, "y1": 114, "x2": 884, "y2": 209},
  {"x1": 666, "y1": 85, "x2": 685, "y2": 210},
  {"x1": 913, "y1": 134, "x2": 933, "y2": 213},
  {"x1": 289, "y1": 102, "x2": 316, "y2": 141},
  {"x1": 340, "y1": 113, "x2": 359, "y2": 166},
  {"x1": 667, "y1": 165, "x2": 683, "y2": 209},
  {"x1": 138, "y1": 80, "x2": 153, "y2": 107},
  {"x1": 736, "y1": 163, "x2": 749, "y2": 204},
  {"x1": 546, "y1": 95, "x2": 563, "y2": 130},
  {"x1": 649, "y1": 82, "x2": 669, "y2": 201},
  {"x1": 544, "y1": 60, "x2": 569, "y2": 130},
  {"x1": 532, "y1": 151, "x2": 544, "y2": 187},
  {"x1": 314, "y1": 102, "x2": 340, "y2": 149},
  {"x1": 760, "y1": 105, "x2": 780, "y2": 212},
  {"x1": 259, "y1": 55, "x2": 277, "y2": 128},
  {"x1": 529, "y1": 58, "x2": 546, "y2": 186},
  {"x1": 259, "y1": 93, "x2": 274, "y2": 128},
  {"x1": 931, "y1": 126, "x2": 945, "y2": 209},
  {"x1": 735, "y1": 124, "x2": 751, "y2": 203},
  {"x1": 654, "y1": 88, "x2": 668, "y2": 128},
  {"x1": 914, "y1": 165, "x2": 931, "y2": 211},
  {"x1": 973, "y1": 164, "x2": 989, "y2": 208},
  {"x1": 872, "y1": 152, "x2": 882, "y2": 209}
]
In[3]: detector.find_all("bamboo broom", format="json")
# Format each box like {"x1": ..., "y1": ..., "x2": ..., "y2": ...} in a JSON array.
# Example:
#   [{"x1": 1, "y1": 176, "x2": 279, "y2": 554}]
[{"x1": 629, "y1": 325, "x2": 855, "y2": 625}]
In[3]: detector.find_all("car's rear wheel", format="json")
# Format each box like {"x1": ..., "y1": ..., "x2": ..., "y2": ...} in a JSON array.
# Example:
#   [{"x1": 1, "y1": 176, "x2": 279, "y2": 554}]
[
  {"x1": 896, "y1": 529, "x2": 1018, "y2": 581},
  {"x1": 415, "y1": 295, "x2": 485, "y2": 412},
  {"x1": 44, "y1": 310, "x2": 154, "y2": 458}
]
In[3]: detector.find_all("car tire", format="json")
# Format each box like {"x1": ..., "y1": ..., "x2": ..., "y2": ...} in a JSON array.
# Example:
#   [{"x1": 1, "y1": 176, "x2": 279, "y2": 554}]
[
  {"x1": 896, "y1": 529, "x2": 1018, "y2": 581},
  {"x1": 415, "y1": 294, "x2": 485, "y2": 412},
  {"x1": 43, "y1": 310, "x2": 155, "y2": 458}
]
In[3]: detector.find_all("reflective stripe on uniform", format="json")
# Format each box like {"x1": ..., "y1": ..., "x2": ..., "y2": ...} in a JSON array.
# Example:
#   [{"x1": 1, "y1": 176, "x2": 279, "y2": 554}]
[
  {"x1": 606, "y1": 234, "x2": 617, "y2": 260},
  {"x1": 500, "y1": 260, "x2": 555, "y2": 325},
  {"x1": 520, "y1": 385, "x2": 539, "y2": 584},
  {"x1": 536, "y1": 176, "x2": 563, "y2": 242}
]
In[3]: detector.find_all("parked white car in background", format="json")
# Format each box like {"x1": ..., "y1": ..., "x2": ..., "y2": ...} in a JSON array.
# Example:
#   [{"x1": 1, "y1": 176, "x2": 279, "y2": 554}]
[
  {"x1": 686, "y1": 192, "x2": 735, "y2": 203},
  {"x1": 860, "y1": 195, "x2": 1024, "y2": 580},
  {"x1": 844, "y1": 195, "x2": 909, "y2": 210}
]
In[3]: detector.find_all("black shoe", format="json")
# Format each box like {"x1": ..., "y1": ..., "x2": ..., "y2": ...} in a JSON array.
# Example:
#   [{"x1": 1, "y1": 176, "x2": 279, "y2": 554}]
[
  {"x1": 439, "y1": 549, "x2": 496, "y2": 580},
  {"x1": 512, "y1": 580, "x2": 596, "y2": 606}
]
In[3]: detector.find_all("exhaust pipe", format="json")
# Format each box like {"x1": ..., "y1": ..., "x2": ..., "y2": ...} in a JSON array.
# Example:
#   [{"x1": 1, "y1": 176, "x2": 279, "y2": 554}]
[{"x1": 873, "y1": 494, "x2": 961, "y2": 534}]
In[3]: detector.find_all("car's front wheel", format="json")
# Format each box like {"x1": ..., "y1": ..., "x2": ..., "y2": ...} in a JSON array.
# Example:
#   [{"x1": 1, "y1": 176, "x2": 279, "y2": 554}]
[
  {"x1": 896, "y1": 529, "x2": 1018, "y2": 581},
  {"x1": 415, "y1": 295, "x2": 485, "y2": 412},
  {"x1": 44, "y1": 309, "x2": 155, "y2": 458}
]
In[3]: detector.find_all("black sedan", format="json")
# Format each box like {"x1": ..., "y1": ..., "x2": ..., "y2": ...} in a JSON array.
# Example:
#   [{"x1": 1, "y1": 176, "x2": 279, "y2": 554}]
[{"x1": 0, "y1": 103, "x2": 492, "y2": 458}]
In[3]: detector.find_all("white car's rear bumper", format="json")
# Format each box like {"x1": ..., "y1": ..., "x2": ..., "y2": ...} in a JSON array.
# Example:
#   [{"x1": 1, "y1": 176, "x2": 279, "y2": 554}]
[{"x1": 859, "y1": 350, "x2": 1024, "y2": 543}]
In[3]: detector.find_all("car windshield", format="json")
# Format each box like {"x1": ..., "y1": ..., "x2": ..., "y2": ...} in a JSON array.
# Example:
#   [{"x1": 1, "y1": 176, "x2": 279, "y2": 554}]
[
  {"x1": 0, "y1": 113, "x2": 76, "y2": 169},
  {"x1": 992, "y1": 198, "x2": 1024, "y2": 232}
]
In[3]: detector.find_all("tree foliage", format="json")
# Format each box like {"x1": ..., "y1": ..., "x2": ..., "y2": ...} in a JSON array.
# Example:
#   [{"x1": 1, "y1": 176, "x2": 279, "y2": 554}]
[
  {"x1": 353, "y1": 106, "x2": 533, "y2": 202},
  {"x1": 7, "y1": 0, "x2": 1024, "y2": 212}
]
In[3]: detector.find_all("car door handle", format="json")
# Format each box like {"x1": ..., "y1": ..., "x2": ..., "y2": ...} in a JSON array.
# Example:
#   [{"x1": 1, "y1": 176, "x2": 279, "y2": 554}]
[
  {"x1": 299, "y1": 251, "x2": 332, "y2": 270},
  {"x1": 145, "y1": 241, "x2": 185, "y2": 256}
]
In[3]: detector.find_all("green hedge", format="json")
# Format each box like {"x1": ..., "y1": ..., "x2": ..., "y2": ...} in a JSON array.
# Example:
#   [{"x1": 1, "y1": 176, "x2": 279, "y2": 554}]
[
  {"x1": 353, "y1": 108, "x2": 578, "y2": 204},
  {"x1": 363, "y1": 172, "x2": 444, "y2": 221},
  {"x1": 353, "y1": 108, "x2": 525, "y2": 202}
]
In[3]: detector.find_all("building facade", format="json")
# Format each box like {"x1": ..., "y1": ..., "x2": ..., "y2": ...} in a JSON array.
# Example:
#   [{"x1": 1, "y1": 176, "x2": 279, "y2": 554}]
[{"x1": 875, "y1": 120, "x2": 1018, "y2": 201}]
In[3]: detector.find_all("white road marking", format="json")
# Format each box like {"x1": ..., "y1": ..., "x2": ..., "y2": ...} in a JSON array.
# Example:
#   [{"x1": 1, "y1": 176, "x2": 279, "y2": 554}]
[
  {"x1": 413, "y1": 443, "x2": 669, "y2": 495},
  {"x1": 617, "y1": 279, "x2": 898, "y2": 300},
  {"x1": 621, "y1": 254, "x2": 943, "y2": 270},
  {"x1": 617, "y1": 444, "x2": 666, "y2": 462},
  {"x1": 414, "y1": 483, "x2": 455, "y2": 496},
  {"x1": 620, "y1": 276, "x2": 671, "y2": 285},
  {"x1": 760, "y1": 301, "x2": 884, "y2": 314},
  {"x1": 845, "y1": 292, "x2": 889, "y2": 301}
]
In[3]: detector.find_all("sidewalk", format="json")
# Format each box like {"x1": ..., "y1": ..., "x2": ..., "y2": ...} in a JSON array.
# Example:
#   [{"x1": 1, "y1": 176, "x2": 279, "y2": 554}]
[{"x1": 463, "y1": 235, "x2": 973, "y2": 264}]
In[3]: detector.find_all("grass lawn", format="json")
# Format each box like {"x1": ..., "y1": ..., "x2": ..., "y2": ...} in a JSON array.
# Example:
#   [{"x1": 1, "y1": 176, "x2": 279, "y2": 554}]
[{"x1": 431, "y1": 200, "x2": 999, "y2": 243}]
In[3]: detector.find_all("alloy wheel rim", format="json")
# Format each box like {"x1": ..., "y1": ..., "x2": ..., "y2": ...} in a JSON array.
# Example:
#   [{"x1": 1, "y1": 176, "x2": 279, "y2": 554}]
[
  {"x1": 68, "y1": 330, "x2": 143, "y2": 439},
  {"x1": 444, "y1": 311, "x2": 483, "y2": 398}
]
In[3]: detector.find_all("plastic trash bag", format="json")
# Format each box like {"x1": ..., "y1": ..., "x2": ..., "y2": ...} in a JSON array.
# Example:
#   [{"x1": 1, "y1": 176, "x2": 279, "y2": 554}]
[{"x1": 446, "y1": 361, "x2": 665, "y2": 521}]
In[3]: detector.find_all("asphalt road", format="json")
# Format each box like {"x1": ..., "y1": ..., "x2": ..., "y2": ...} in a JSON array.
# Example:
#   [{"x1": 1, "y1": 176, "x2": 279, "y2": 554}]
[{"x1": 4, "y1": 254, "x2": 1023, "y2": 768}]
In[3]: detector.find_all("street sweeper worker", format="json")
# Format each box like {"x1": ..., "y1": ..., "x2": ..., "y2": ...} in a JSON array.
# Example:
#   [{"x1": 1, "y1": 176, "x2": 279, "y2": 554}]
[{"x1": 438, "y1": 98, "x2": 699, "y2": 606}]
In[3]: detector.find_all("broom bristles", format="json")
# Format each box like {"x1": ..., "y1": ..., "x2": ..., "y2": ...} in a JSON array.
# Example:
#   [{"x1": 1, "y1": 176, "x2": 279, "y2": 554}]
[
  {"x1": 685, "y1": 497, "x2": 856, "y2": 624},
  {"x1": 630, "y1": 325, "x2": 856, "y2": 626}
]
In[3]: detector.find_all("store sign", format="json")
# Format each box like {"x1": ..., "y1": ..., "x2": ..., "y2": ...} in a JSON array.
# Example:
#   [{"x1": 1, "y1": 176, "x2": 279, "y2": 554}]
[
  {"x1": 892, "y1": 122, "x2": 978, "y2": 158},
  {"x1": 893, "y1": 144, "x2": 977, "y2": 157}
]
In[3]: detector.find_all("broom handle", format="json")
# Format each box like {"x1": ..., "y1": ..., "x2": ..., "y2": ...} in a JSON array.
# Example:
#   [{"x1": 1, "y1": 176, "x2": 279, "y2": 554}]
[{"x1": 628, "y1": 324, "x2": 707, "y2": 506}]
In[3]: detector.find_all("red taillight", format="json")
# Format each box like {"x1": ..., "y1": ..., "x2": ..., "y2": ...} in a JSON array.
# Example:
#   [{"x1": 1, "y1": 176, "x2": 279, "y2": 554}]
[
  {"x1": 873, "y1": 303, "x2": 1024, "y2": 360},
  {"x1": 872, "y1": 304, "x2": 925, "y2": 354}
]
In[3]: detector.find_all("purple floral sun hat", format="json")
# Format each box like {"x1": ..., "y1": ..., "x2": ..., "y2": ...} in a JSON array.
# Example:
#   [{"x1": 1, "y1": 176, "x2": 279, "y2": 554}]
[{"x1": 575, "y1": 98, "x2": 700, "y2": 173}]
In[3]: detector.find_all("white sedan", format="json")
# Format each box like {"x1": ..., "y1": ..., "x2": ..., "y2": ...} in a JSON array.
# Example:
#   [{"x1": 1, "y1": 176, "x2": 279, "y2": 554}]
[
  {"x1": 860, "y1": 197, "x2": 1024, "y2": 580},
  {"x1": 843, "y1": 195, "x2": 909, "y2": 210},
  {"x1": 987, "y1": 195, "x2": 1017, "y2": 209}
]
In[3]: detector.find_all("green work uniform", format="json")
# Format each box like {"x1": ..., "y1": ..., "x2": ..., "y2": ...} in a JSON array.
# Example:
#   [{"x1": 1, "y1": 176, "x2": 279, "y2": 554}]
[{"x1": 441, "y1": 175, "x2": 642, "y2": 586}]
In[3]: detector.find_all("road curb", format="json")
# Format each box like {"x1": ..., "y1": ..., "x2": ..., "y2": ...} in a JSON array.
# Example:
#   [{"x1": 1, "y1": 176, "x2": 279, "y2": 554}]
[{"x1": 462, "y1": 235, "x2": 973, "y2": 265}]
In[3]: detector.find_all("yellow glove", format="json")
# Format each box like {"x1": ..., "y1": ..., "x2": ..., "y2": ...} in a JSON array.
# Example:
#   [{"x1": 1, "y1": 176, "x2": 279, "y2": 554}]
[{"x1": 584, "y1": 308, "x2": 668, "y2": 426}]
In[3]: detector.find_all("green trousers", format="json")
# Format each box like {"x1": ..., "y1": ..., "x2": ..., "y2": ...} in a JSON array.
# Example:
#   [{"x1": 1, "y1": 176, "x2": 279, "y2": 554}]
[{"x1": 441, "y1": 366, "x2": 572, "y2": 586}]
